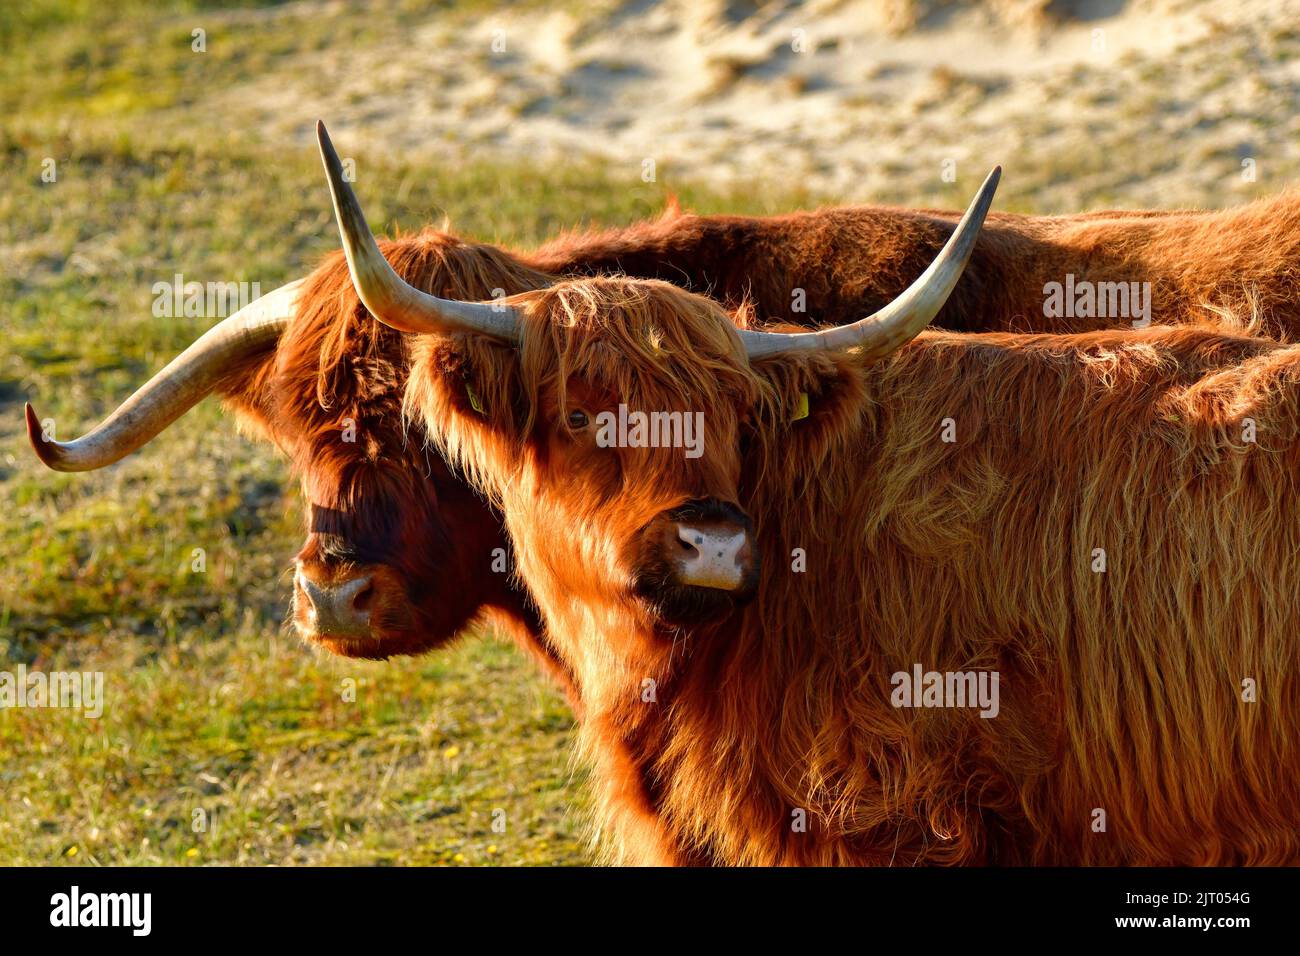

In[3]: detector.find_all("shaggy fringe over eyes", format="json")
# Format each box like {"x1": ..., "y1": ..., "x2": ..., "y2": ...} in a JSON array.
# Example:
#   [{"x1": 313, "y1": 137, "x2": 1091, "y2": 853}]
[
  {"x1": 515, "y1": 278, "x2": 774, "y2": 434},
  {"x1": 407, "y1": 278, "x2": 795, "y2": 501}
]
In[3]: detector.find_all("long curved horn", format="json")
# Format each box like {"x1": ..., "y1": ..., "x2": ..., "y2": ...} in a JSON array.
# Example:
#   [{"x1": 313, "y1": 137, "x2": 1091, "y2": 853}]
[
  {"x1": 738, "y1": 166, "x2": 1000, "y2": 359},
  {"x1": 25, "y1": 280, "x2": 301, "y2": 472},
  {"x1": 316, "y1": 121, "x2": 522, "y2": 341}
]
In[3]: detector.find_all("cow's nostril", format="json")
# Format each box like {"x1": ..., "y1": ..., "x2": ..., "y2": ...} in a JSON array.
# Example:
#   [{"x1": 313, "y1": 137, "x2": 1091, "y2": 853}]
[
  {"x1": 295, "y1": 571, "x2": 324, "y2": 613},
  {"x1": 294, "y1": 567, "x2": 374, "y2": 635},
  {"x1": 352, "y1": 581, "x2": 375, "y2": 613},
  {"x1": 678, "y1": 527, "x2": 710, "y2": 554},
  {"x1": 671, "y1": 522, "x2": 750, "y2": 590}
]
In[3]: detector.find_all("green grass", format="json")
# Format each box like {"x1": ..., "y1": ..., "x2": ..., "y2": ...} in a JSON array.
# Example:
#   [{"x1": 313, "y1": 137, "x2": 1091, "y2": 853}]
[{"x1": 0, "y1": 1, "x2": 591, "y2": 123}]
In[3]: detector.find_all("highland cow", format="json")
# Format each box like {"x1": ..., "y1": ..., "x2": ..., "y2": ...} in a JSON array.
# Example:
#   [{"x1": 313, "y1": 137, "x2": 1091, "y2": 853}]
[
  {"x1": 328, "y1": 156, "x2": 1300, "y2": 866},
  {"x1": 26, "y1": 122, "x2": 1300, "y2": 692}
]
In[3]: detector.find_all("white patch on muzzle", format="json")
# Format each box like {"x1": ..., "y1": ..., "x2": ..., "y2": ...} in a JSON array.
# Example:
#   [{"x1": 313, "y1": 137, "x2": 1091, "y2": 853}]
[{"x1": 674, "y1": 524, "x2": 748, "y2": 590}]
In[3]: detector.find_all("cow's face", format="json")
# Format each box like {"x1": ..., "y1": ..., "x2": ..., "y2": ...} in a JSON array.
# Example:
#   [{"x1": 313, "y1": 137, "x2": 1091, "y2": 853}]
[
  {"x1": 263, "y1": 243, "x2": 546, "y2": 661},
  {"x1": 406, "y1": 280, "x2": 770, "y2": 634},
  {"x1": 537, "y1": 375, "x2": 759, "y2": 628},
  {"x1": 287, "y1": 430, "x2": 509, "y2": 660},
  {"x1": 26, "y1": 225, "x2": 559, "y2": 664}
]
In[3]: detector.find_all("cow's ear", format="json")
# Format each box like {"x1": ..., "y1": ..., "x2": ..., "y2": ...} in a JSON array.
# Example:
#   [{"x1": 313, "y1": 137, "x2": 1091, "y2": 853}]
[
  {"x1": 213, "y1": 349, "x2": 283, "y2": 447},
  {"x1": 406, "y1": 334, "x2": 529, "y2": 452},
  {"x1": 748, "y1": 354, "x2": 868, "y2": 472},
  {"x1": 452, "y1": 338, "x2": 529, "y2": 440},
  {"x1": 796, "y1": 354, "x2": 868, "y2": 439}
]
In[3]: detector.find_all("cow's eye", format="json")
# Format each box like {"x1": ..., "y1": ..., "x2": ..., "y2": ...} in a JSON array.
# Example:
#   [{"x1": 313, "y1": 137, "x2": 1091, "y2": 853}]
[{"x1": 566, "y1": 410, "x2": 589, "y2": 430}]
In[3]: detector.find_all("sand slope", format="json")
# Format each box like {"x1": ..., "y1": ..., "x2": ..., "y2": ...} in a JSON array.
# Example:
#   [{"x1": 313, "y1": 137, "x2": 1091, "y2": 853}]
[{"x1": 131, "y1": 0, "x2": 1300, "y2": 208}]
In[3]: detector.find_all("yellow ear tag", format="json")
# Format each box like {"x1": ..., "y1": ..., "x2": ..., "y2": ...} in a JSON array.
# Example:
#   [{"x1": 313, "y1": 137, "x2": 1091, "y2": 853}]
[
  {"x1": 791, "y1": 391, "x2": 810, "y2": 422},
  {"x1": 465, "y1": 381, "x2": 485, "y2": 415}
]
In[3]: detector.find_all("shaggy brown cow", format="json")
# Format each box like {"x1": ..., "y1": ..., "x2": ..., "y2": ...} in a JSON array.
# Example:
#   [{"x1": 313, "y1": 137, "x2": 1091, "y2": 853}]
[
  {"x1": 26, "y1": 123, "x2": 1300, "y2": 676},
  {"x1": 332, "y1": 160, "x2": 1300, "y2": 866}
]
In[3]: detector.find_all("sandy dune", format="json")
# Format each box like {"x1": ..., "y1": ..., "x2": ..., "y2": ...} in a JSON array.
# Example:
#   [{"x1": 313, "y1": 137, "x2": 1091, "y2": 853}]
[{"x1": 192, "y1": 0, "x2": 1300, "y2": 210}]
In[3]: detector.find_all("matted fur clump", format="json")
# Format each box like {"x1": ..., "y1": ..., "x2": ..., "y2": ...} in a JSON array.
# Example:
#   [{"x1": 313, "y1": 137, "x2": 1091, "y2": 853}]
[{"x1": 405, "y1": 277, "x2": 784, "y2": 503}]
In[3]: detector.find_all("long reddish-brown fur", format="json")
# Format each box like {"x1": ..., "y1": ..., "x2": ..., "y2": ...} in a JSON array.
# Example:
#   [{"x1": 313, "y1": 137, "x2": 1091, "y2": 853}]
[
  {"x1": 215, "y1": 190, "x2": 1300, "y2": 702},
  {"x1": 540, "y1": 189, "x2": 1300, "y2": 335},
  {"x1": 404, "y1": 277, "x2": 1300, "y2": 866}
]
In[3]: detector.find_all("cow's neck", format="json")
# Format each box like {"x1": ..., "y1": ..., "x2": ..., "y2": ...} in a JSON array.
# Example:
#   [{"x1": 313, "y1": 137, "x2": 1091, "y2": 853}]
[
  {"x1": 532, "y1": 598, "x2": 685, "y2": 864},
  {"x1": 539, "y1": 589, "x2": 895, "y2": 865},
  {"x1": 552, "y1": 601, "x2": 963, "y2": 866}
]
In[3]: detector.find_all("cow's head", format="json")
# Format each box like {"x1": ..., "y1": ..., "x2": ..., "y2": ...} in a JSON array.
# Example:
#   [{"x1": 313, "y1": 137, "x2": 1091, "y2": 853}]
[
  {"x1": 319, "y1": 120, "x2": 999, "y2": 637},
  {"x1": 24, "y1": 156, "x2": 554, "y2": 662},
  {"x1": 266, "y1": 231, "x2": 552, "y2": 659},
  {"x1": 408, "y1": 279, "x2": 770, "y2": 632}
]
